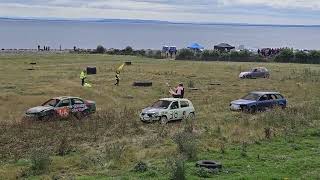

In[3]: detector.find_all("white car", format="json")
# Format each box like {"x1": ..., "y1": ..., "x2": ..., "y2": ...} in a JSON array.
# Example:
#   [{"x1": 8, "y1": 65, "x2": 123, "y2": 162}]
[{"x1": 140, "y1": 98, "x2": 195, "y2": 124}]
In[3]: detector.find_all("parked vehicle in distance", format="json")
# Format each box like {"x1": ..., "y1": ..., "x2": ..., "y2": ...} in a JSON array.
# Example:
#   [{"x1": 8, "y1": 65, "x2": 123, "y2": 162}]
[
  {"x1": 230, "y1": 91, "x2": 287, "y2": 113},
  {"x1": 239, "y1": 67, "x2": 270, "y2": 79},
  {"x1": 140, "y1": 98, "x2": 195, "y2": 124},
  {"x1": 25, "y1": 96, "x2": 96, "y2": 120}
]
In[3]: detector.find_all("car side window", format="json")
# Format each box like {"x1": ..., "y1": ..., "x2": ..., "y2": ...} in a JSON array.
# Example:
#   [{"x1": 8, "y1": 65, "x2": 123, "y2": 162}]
[
  {"x1": 267, "y1": 94, "x2": 274, "y2": 100},
  {"x1": 275, "y1": 94, "x2": 283, "y2": 99},
  {"x1": 72, "y1": 98, "x2": 84, "y2": 105},
  {"x1": 58, "y1": 99, "x2": 71, "y2": 107},
  {"x1": 170, "y1": 102, "x2": 179, "y2": 110},
  {"x1": 180, "y1": 101, "x2": 189, "y2": 108},
  {"x1": 270, "y1": 94, "x2": 277, "y2": 100},
  {"x1": 259, "y1": 95, "x2": 268, "y2": 101}
]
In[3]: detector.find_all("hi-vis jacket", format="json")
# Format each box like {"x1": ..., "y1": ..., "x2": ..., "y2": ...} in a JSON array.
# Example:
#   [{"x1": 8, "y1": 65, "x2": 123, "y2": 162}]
[{"x1": 80, "y1": 71, "x2": 87, "y2": 79}]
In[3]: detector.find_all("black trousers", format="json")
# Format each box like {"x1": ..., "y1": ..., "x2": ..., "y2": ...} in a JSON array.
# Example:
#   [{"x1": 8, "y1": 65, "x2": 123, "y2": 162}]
[
  {"x1": 81, "y1": 78, "x2": 85, "y2": 86},
  {"x1": 115, "y1": 79, "x2": 119, "y2": 86}
]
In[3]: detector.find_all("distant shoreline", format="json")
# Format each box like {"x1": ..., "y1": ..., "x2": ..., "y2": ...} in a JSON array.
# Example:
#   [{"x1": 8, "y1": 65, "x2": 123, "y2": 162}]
[{"x1": 1, "y1": 17, "x2": 320, "y2": 28}]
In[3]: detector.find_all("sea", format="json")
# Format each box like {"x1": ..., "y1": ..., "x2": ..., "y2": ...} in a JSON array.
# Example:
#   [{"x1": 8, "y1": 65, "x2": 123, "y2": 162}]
[{"x1": 0, "y1": 19, "x2": 320, "y2": 50}]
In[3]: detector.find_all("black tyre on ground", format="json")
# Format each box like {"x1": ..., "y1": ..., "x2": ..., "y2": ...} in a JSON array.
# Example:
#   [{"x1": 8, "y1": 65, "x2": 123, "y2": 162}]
[
  {"x1": 196, "y1": 160, "x2": 222, "y2": 169},
  {"x1": 133, "y1": 81, "x2": 153, "y2": 87}
]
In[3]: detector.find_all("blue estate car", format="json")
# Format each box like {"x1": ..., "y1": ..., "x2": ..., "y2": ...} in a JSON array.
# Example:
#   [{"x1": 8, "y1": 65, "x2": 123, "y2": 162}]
[{"x1": 230, "y1": 91, "x2": 287, "y2": 113}]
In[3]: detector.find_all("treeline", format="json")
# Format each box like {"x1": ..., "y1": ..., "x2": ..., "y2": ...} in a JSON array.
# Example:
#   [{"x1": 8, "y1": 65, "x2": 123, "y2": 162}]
[
  {"x1": 274, "y1": 48, "x2": 320, "y2": 64},
  {"x1": 83, "y1": 45, "x2": 163, "y2": 59},
  {"x1": 176, "y1": 49, "x2": 264, "y2": 62},
  {"x1": 77, "y1": 45, "x2": 320, "y2": 64},
  {"x1": 176, "y1": 48, "x2": 320, "y2": 64}
]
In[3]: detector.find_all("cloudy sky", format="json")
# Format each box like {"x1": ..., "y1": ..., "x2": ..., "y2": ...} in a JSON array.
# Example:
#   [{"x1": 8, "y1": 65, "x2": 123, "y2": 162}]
[{"x1": 0, "y1": 0, "x2": 320, "y2": 25}]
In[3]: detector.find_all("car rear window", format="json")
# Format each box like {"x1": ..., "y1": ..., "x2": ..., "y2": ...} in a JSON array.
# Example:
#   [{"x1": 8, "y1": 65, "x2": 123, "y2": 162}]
[{"x1": 180, "y1": 101, "x2": 189, "y2": 108}]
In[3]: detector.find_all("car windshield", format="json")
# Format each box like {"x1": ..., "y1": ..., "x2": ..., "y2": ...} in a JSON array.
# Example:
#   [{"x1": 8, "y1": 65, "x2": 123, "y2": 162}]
[
  {"x1": 42, "y1": 99, "x2": 60, "y2": 107},
  {"x1": 241, "y1": 93, "x2": 260, "y2": 101},
  {"x1": 151, "y1": 100, "x2": 171, "y2": 109}
]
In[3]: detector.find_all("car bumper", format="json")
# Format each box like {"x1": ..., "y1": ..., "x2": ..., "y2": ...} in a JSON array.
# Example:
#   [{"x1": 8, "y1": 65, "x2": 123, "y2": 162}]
[
  {"x1": 140, "y1": 115, "x2": 161, "y2": 122},
  {"x1": 230, "y1": 104, "x2": 242, "y2": 111}
]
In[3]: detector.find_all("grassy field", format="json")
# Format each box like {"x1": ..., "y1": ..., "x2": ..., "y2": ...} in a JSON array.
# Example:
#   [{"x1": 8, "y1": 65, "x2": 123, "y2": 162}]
[{"x1": 0, "y1": 53, "x2": 319, "y2": 179}]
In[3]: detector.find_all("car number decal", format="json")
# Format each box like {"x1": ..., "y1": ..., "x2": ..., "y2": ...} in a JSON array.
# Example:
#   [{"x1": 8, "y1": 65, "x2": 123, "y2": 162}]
[
  {"x1": 169, "y1": 111, "x2": 178, "y2": 119},
  {"x1": 56, "y1": 107, "x2": 69, "y2": 117}
]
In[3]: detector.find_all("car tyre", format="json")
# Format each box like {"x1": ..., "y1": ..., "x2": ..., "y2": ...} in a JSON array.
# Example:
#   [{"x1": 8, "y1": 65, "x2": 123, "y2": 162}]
[
  {"x1": 187, "y1": 113, "x2": 195, "y2": 120},
  {"x1": 196, "y1": 160, "x2": 222, "y2": 169},
  {"x1": 245, "y1": 75, "x2": 251, "y2": 79},
  {"x1": 160, "y1": 116, "x2": 168, "y2": 124},
  {"x1": 249, "y1": 106, "x2": 257, "y2": 113}
]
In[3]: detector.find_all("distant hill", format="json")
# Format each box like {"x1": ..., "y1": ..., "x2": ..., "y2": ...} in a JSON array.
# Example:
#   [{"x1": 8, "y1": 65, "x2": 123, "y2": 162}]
[{"x1": 0, "y1": 17, "x2": 319, "y2": 27}]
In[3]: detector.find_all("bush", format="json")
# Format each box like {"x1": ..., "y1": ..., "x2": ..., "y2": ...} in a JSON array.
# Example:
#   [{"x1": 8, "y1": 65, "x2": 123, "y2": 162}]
[
  {"x1": 172, "y1": 131, "x2": 197, "y2": 160},
  {"x1": 96, "y1": 45, "x2": 106, "y2": 54},
  {"x1": 122, "y1": 46, "x2": 133, "y2": 55},
  {"x1": 57, "y1": 137, "x2": 72, "y2": 156},
  {"x1": 201, "y1": 50, "x2": 220, "y2": 61},
  {"x1": 30, "y1": 148, "x2": 51, "y2": 175},
  {"x1": 176, "y1": 49, "x2": 196, "y2": 60},
  {"x1": 275, "y1": 48, "x2": 294, "y2": 62},
  {"x1": 294, "y1": 50, "x2": 308, "y2": 63},
  {"x1": 196, "y1": 167, "x2": 213, "y2": 178},
  {"x1": 167, "y1": 157, "x2": 186, "y2": 180},
  {"x1": 134, "y1": 161, "x2": 148, "y2": 172}
]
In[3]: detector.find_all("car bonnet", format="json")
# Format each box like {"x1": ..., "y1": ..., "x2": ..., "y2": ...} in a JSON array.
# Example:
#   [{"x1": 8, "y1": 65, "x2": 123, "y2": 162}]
[
  {"x1": 231, "y1": 99, "x2": 256, "y2": 105},
  {"x1": 26, "y1": 106, "x2": 54, "y2": 114},
  {"x1": 142, "y1": 107, "x2": 165, "y2": 114}
]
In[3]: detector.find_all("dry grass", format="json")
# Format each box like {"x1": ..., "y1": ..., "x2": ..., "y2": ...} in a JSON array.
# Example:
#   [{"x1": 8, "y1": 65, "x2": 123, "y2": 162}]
[{"x1": 0, "y1": 53, "x2": 319, "y2": 178}]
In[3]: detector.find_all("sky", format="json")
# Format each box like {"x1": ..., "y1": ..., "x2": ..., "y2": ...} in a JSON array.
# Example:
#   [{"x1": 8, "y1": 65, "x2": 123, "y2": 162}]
[{"x1": 0, "y1": 0, "x2": 320, "y2": 25}]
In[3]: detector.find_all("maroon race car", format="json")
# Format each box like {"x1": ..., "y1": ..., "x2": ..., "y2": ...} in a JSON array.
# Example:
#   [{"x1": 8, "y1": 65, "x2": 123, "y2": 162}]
[{"x1": 25, "y1": 96, "x2": 96, "y2": 120}]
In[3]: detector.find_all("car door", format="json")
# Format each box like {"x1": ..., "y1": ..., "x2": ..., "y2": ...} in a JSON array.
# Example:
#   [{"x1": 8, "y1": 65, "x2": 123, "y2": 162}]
[
  {"x1": 257, "y1": 94, "x2": 271, "y2": 111},
  {"x1": 180, "y1": 100, "x2": 190, "y2": 119},
  {"x1": 256, "y1": 68, "x2": 265, "y2": 78},
  {"x1": 71, "y1": 98, "x2": 88, "y2": 114},
  {"x1": 55, "y1": 98, "x2": 72, "y2": 118},
  {"x1": 168, "y1": 101, "x2": 179, "y2": 121},
  {"x1": 251, "y1": 68, "x2": 259, "y2": 78},
  {"x1": 269, "y1": 94, "x2": 278, "y2": 108}
]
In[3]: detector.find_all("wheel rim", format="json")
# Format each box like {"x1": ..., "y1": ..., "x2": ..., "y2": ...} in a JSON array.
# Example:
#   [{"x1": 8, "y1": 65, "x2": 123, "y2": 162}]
[
  {"x1": 161, "y1": 116, "x2": 168, "y2": 124},
  {"x1": 188, "y1": 113, "x2": 195, "y2": 120}
]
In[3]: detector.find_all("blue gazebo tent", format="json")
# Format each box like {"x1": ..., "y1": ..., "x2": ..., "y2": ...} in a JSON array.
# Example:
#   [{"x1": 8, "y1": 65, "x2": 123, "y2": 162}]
[{"x1": 187, "y1": 43, "x2": 204, "y2": 51}]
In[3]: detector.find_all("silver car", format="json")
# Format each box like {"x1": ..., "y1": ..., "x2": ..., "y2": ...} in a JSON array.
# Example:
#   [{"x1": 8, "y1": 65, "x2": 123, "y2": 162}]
[{"x1": 239, "y1": 67, "x2": 270, "y2": 79}]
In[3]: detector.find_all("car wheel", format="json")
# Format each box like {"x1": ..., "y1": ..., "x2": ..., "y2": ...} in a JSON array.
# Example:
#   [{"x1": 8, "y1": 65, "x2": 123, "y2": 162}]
[
  {"x1": 249, "y1": 106, "x2": 257, "y2": 113},
  {"x1": 187, "y1": 113, "x2": 195, "y2": 120},
  {"x1": 245, "y1": 75, "x2": 251, "y2": 79},
  {"x1": 160, "y1": 116, "x2": 168, "y2": 124},
  {"x1": 279, "y1": 104, "x2": 286, "y2": 109}
]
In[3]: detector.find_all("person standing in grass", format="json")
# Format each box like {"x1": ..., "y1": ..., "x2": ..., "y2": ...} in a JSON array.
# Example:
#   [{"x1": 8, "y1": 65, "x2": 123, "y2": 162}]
[
  {"x1": 115, "y1": 71, "x2": 120, "y2": 86},
  {"x1": 80, "y1": 70, "x2": 87, "y2": 86}
]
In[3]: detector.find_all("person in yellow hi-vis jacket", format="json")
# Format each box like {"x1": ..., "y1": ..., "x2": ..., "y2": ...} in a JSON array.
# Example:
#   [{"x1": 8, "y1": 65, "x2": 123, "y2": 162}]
[{"x1": 80, "y1": 70, "x2": 87, "y2": 86}]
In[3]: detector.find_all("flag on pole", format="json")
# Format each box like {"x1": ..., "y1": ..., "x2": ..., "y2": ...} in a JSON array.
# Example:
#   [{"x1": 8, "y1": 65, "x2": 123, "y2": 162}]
[{"x1": 117, "y1": 63, "x2": 125, "y2": 72}]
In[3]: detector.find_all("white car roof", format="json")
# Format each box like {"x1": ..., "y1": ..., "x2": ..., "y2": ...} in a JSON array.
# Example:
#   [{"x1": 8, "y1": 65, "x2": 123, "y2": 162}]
[{"x1": 160, "y1": 98, "x2": 191, "y2": 102}]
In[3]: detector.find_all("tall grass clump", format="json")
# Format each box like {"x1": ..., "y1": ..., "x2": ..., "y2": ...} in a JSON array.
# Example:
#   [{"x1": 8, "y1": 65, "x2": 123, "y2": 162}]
[
  {"x1": 172, "y1": 130, "x2": 197, "y2": 160},
  {"x1": 30, "y1": 148, "x2": 52, "y2": 175},
  {"x1": 167, "y1": 157, "x2": 186, "y2": 180}
]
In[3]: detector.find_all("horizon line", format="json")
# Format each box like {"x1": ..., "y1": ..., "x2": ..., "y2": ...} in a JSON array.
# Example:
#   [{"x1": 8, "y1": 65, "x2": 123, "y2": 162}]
[{"x1": 1, "y1": 16, "x2": 320, "y2": 27}]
